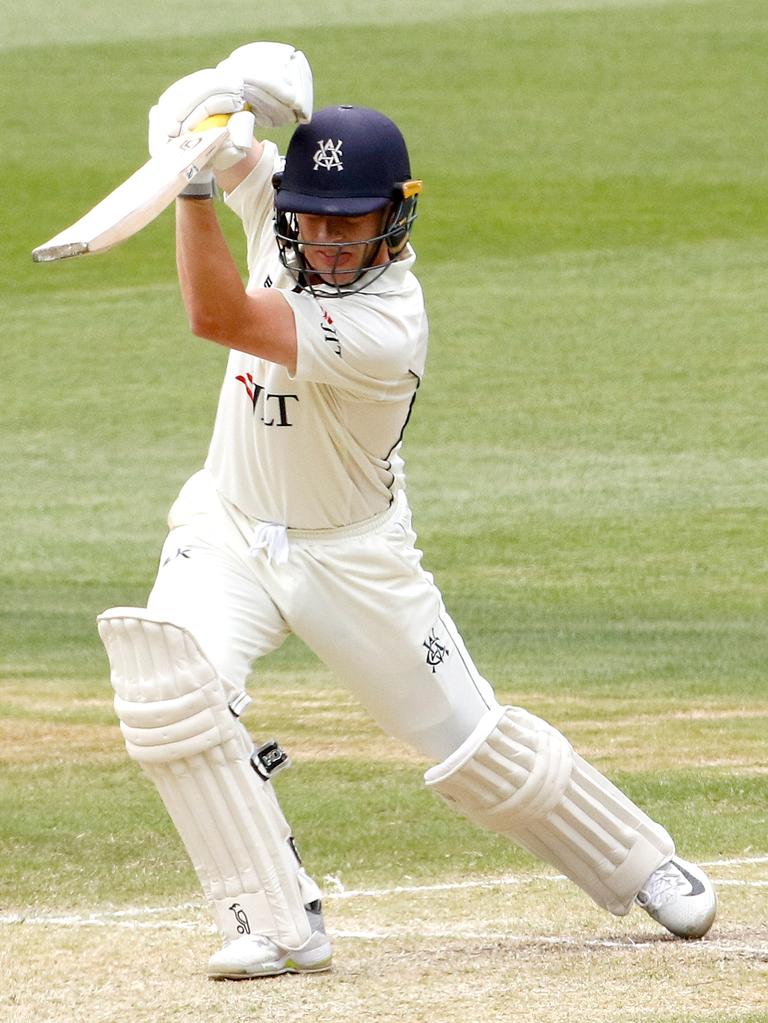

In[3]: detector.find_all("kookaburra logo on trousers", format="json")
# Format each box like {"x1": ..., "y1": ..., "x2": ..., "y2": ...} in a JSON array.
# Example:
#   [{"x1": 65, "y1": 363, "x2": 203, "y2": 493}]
[{"x1": 313, "y1": 139, "x2": 344, "y2": 171}]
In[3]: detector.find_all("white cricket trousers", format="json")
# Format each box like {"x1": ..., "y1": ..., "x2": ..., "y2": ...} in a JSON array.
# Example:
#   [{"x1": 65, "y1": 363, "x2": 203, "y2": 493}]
[{"x1": 147, "y1": 470, "x2": 498, "y2": 760}]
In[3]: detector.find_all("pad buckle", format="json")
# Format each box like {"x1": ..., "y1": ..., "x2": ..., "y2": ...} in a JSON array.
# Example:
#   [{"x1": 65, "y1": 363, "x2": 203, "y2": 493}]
[
  {"x1": 251, "y1": 739, "x2": 291, "y2": 780},
  {"x1": 229, "y1": 692, "x2": 252, "y2": 717}
]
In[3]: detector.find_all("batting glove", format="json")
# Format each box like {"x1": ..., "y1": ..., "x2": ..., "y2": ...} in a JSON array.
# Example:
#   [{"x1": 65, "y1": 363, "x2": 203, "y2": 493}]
[
  {"x1": 148, "y1": 68, "x2": 257, "y2": 195},
  {"x1": 217, "y1": 42, "x2": 313, "y2": 127}
]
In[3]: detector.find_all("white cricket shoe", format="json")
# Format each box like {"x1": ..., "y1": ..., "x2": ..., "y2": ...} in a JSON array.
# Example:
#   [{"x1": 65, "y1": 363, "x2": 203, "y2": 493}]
[
  {"x1": 208, "y1": 904, "x2": 332, "y2": 980},
  {"x1": 635, "y1": 857, "x2": 717, "y2": 939}
]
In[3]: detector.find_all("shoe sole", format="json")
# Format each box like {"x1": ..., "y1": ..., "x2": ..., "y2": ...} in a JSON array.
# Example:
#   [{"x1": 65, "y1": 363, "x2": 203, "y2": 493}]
[{"x1": 209, "y1": 955, "x2": 333, "y2": 981}]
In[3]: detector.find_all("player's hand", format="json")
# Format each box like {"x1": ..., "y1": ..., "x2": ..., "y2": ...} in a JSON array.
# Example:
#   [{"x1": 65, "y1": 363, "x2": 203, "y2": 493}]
[
  {"x1": 217, "y1": 42, "x2": 313, "y2": 127},
  {"x1": 148, "y1": 68, "x2": 256, "y2": 174}
]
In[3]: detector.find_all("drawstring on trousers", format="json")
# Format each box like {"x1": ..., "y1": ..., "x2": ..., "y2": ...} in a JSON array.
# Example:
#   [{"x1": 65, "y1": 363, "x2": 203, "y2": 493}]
[{"x1": 249, "y1": 522, "x2": 290, "y2": 566}]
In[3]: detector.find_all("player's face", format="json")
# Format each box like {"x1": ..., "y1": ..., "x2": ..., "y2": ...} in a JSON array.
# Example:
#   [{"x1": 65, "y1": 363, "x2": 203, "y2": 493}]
[{"x1": 295, "y1": 209, "x2": 389, "y2": 283}]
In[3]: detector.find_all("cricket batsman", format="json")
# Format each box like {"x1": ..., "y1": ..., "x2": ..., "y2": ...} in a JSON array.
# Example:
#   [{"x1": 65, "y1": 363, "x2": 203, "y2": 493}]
[{"x1": 97, "y1": 42, "x2": 717, "y2": 979}]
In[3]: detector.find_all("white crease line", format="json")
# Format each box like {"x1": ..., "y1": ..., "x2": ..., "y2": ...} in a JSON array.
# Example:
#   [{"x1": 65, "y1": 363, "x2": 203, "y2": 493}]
[
  {"x1": 711, "y1": 879, "x2": 768, "y2": 888},
  {"x1": 2, "y1": 854, "x2": 765, "y2": 929},
  {"x1": 0, "y1": 915, "x2": 206, "y2": 932},
  {"x1": 0, "y1": 902, "x2": 203, "y2": 927},
  {"x1": 327, "y1": 873, "x2": 560, "y2": 900},
  {"x1": 702, "y1": 855, "x2": 768, "y2": 867},
  {"x1": 325, "y1": 874, "x2": 768, "y2": 901},
  {"x1": 101, "y1": 901, "x2": 201, "y2": 918},
  {"x1": 3, "y1": 914, "x2": 763, "y2": 956},
  {"x1": 0, "y1": 876, "x2": 555, "y2": 928},
  {"x1": 324, "y1": 856, "x2": 768, "y2": 900}
]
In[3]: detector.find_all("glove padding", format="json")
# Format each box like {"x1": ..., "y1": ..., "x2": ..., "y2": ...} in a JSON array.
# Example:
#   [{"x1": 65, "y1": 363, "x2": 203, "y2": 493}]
[
  {"x1": 217, "y1": 42, "x2": 313, "y2": 127},
  {"x1": 148, "y1": 68, "x2": 256, "y2": 178}
]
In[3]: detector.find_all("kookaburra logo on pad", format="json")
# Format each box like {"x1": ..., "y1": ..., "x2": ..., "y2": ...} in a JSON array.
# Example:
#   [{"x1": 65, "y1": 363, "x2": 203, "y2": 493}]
[
  {"x1": 313, "y1": 138, "x2": 344, "y2": 171},
  {"x1": 229, "y1": 902, "x2": 251, "y2": 935}
]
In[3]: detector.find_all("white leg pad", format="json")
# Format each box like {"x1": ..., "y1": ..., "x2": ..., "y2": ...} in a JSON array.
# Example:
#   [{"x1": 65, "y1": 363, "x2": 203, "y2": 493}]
[
  {"x1": 424, "y1": 706, "x2": 674, "y2": 915},
  {"x1": 97, "y1": 606, "x2": 314, "y2": 949}
]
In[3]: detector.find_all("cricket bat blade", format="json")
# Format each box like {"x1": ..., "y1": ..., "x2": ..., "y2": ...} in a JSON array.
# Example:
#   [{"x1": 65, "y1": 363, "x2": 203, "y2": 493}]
[{"x1": 32, "y1": 124, "x2": 231, "y2": 262}]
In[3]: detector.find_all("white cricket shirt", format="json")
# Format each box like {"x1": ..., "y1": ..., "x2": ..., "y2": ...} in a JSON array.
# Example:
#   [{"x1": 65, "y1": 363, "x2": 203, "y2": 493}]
[{"x1": 203, "y1": 142, "x2": 428, "y2": 530}]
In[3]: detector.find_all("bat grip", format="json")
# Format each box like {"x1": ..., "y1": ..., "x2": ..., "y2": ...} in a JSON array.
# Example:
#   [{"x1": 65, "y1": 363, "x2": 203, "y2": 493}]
[
  {"x1": 192, "y1": 103, "x2": 252, "y2": 132},
  {"x1": 193, "y1": 113, "x2": 232, "y2": 131}
]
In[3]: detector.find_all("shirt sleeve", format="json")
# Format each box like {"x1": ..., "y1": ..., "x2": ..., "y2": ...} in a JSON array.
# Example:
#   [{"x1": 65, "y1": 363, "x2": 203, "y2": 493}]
[
  {"x1": 281, "y1": 289, "x2": 426, "y2": 401},
  {"x1": 223, "y1": 142, "x2": 283, "y2": 279}
]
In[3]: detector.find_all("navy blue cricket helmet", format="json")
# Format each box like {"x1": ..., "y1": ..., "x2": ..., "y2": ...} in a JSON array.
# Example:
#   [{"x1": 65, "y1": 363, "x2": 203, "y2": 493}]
[{"x1": 272, "y1": 105, "x2": 422, "y2": 295}]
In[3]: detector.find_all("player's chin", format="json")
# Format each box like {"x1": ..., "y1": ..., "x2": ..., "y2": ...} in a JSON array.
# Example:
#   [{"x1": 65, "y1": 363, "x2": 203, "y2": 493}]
[{"x1": 309, "y1": 262, "x2": 363, "y2": 285}]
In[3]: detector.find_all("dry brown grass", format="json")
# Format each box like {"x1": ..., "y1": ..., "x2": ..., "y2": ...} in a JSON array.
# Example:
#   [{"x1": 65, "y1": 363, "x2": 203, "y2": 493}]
[
  {"x1": 2, "y1": 680, "x2": 765, "y2": 1022},
  {"x1": 1, "y1": 866, "x2": 765, "y2": 1023}
]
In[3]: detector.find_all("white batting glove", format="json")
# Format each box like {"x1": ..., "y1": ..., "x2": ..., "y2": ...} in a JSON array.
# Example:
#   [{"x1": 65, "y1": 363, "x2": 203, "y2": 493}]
[
  {"x1": 217, "y1": 42, "x2": 313, "y2": 127},
  {"x1": 148, "y1": 68, "x2": 257, "y2": 193}
]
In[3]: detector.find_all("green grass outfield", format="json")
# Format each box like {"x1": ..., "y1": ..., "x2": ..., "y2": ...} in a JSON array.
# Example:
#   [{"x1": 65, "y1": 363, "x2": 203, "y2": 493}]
[{"x1": 1, "y1": 2, "x2": 767, "y2": 1020}]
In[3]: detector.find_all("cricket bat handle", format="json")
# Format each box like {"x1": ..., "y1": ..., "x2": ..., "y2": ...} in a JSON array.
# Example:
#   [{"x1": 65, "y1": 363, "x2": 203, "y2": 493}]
[
  {"x1": 192, "y1": 105, "x2": 252, "y2": 133},
  {"x1": 193, "y1": 113, "x2": 232, "y2": 131}
]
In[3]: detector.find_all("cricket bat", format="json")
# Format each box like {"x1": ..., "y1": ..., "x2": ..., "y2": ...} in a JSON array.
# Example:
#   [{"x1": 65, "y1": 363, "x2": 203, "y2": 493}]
[{"x1": 32, "y1": 115, "x2": 232, "y2": 262}]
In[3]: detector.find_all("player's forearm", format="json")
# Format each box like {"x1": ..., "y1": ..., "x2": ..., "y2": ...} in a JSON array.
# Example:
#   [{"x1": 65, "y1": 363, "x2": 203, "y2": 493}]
[
  {"x1": 214, "y1": 140, "x2": 264, "y2": 194},
  {"x1": 175, "y1": 198, "x2": 297, "y2": 369},
  {"x1": 176, "y1": 197, "x2": 244, "y2": 337}
]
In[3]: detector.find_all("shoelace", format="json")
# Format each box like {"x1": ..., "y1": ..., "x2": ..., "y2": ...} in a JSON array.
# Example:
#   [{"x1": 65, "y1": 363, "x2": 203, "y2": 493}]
[{"x1": 636, "y1": 860, "x2": 689, "y2": 909}]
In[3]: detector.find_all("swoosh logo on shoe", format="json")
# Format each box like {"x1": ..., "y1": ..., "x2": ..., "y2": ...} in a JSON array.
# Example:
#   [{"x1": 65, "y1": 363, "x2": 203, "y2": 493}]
[{"x1": 673, "y1": 860, "x2": 706, "y2": 896}]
